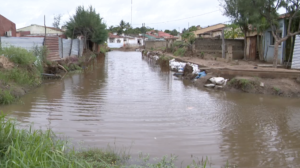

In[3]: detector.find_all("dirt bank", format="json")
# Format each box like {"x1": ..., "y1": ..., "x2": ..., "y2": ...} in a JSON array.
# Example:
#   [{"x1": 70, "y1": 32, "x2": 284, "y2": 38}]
[{"x1": 144, "y1": 50, "x2": 300, "y2": 98}]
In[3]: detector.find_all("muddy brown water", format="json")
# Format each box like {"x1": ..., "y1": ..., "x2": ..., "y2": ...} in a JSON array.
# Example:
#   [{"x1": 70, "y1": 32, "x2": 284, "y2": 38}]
[{"x1": 2, "y1": 51, "x2": 300, "y2": 168}]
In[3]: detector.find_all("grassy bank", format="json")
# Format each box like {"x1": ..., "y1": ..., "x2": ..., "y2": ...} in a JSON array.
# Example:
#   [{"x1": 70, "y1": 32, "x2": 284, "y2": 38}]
[
  {"x1": 0, "y1": 114, "x2": 231, "y2": 168},
  {"x1": 0, "y1": 46, "x2": 44, "y2": 105}
]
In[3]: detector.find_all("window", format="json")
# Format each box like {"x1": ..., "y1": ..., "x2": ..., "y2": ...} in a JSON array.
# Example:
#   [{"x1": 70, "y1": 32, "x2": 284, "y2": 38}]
[
  {"x1": 117, "y1": 39, "x2": 121, "y2": 43},
  {"x1": 109, "y1": 38, "x2": 114, "y2": 43}
]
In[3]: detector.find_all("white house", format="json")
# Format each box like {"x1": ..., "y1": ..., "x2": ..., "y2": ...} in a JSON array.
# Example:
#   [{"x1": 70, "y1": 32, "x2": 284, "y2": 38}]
[
  {"x1": 107, "y1": 33, "x2": 144, "y2": 48},
  {"x1": 17, "y1": 24, "x2": 64, "y2": 37}
]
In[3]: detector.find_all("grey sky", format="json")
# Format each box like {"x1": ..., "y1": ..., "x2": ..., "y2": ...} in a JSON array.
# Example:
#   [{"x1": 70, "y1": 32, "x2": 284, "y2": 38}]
[{"x1": 1, "y1": 0, "x2": 230, "y2": 31}]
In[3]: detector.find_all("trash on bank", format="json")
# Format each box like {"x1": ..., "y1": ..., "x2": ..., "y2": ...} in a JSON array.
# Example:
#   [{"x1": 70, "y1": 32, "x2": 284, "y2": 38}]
[
  {"x1": 195, "y1": 71, "x2": 207, "y2": 79},
  {"x1": 209, "y1": 77, "x2": 228, "y2": 85},
  {"x1": 204, "y1": 84, "x2": 216, "y2": 88},
  {"x1": 169, "y1": 59, "x2": 200, "y2": 74}
]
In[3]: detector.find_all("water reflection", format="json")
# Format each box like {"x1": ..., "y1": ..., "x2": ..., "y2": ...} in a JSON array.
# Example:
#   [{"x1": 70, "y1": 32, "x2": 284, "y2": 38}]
[{"x1": 1, "y1": 51, "x2": 300, "y2": 168}]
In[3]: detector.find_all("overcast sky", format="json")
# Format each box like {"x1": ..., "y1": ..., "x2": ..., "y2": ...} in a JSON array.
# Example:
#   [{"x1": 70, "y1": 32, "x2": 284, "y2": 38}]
[{"x1": 0, "y1": 0, "x2": 230, "y2": 31}]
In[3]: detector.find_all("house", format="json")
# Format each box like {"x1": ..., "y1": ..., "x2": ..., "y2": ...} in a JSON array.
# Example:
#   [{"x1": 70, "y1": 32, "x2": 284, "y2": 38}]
[
  {"x1": 193, "y1": 23, "x2": 226, "y2": 38},
  {"x1": 261, "y1": 14, "x2": 292, "y2": 64},
  {"x1": 107, "y1": 33, "x2": 144, "y2": 48},
  {"x1": 145, "y1": 30, "x2": 177, "y2": 41},
  {"x1": 0, "y1": 15, "x2": 16, "y2": 37},
  {"x1": 17, "y1": 24, "x2": 64, "y2": 37}
]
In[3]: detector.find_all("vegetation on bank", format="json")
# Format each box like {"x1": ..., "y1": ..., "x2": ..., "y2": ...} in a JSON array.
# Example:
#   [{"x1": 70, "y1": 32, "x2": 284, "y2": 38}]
[
  {"x1": 0, "y1": 114, "x2": 231, "y2": 168},
  {"x1": 0, "y1": 46, "x2": 46, "y2": 105}
]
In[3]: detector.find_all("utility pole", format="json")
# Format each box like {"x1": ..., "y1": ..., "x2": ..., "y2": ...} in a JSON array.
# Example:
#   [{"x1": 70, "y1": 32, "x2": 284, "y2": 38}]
[
  {"x1": 131, "y1": 0, "x2": 132, "y2": 27},
  {"x1": 44, "y1": 15, "x2": 46, "y2": 37}
]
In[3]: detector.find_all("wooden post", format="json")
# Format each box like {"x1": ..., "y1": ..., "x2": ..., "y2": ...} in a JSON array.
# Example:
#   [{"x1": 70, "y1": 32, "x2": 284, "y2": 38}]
[
  {"x1": 78, "y1": 39, "x2": 80, "y2": 57},
  {"x1": 69, "y1": 39, "x2": 73, "y2": 56},
  {"x1": 222, "y1": 29, "x2": 225, "y2": 58},
  {"x1": 60, "y1": 38, "x2": 63, "y2": 58},
  {"x1": 0, "y1": 36, "x2": 2, "y2": 50},
  {"x1": 44, "y1": 15, "x2": 46, "y2": 37}
]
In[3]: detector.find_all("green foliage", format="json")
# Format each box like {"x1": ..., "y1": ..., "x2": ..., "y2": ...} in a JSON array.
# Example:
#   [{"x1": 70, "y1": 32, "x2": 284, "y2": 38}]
[
  {"x1": 181, "y1": 32, "x2": 196, "y2": 44},
  {"x1": 273, "y1": 87, "x2": 281, "y2": 93},
  {"x1": 170, "y1": 29, "x2": 179, "y2": 36},
  {"x1": 188, "y1": 26, "x2": 198, "y2": 32},
  {"x1": 0, "y1": 68, "x2": 41, "y2": 86},
  {"x1": 174, "y1": 48, "x2": 186, "y2": 57},
  {"x1": 0, "y1": 90, "x2": 15, "y2": 105},
  {"x1": 0, "y1": 46, "x2": 36, "y2": 65},
  {"x1": 65, "y1": 6, "x2": 108, "y2": 45},
  {"x1": 224, "y1": 24, "x2": 244, "y2": 39}
]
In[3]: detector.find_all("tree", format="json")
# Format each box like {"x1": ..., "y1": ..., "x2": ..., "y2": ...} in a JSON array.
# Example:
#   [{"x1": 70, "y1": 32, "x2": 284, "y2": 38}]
[
  {"x1": 182, "y1": 28, "x2": 187, "y2": 34},
  {"x1": 170, "y1": 29, "x2": 179, "y2": 36},
  {"x1": 182, "y1": 31, "x2": 196, "y2": 44},
  {"x1": 117, "y1": 20, "x2": 131, "y2": 35},
  {"x1": 221, "y1": 0, "x2": 259, "y2": 59},
  {"x1": 224, "y1": 23, "x2": 244, "y2": 39},
  {"x1": 65, "y1": 6, "x2": 108, "y2": 49},
  {"x1": 164, "y1": 29, "x2": 171, "y2": 33},
  {"x1": 52, "y1": 14, "x2": 61, "y2": 29},
  {"x1": 252, "y1": 0, "x2": 300, "y2": 67},
  {"x1": 188, "y1": 26, "x2": 198, "y2": 32}
]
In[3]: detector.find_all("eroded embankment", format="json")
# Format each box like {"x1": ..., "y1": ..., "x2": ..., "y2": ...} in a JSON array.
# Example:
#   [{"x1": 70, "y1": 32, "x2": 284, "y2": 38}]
[
  {"x1": 0, "y1": 46, "x2": 104, "y2": 105},
  {"x1": 142, "y1": 50, "x2": 300, "y2": 98}
]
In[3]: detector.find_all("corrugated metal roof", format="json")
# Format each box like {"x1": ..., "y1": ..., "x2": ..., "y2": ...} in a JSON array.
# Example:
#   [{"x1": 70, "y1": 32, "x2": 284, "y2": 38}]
[{"x1": 291, "y1": 35, "x2": 300, "y2": 69}]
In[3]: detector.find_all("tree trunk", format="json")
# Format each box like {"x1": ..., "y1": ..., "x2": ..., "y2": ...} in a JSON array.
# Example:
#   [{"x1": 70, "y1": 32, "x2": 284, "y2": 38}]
[
  {"x1": 273, "y1": 42, "x2": 279, "y2": 68},
  {"x1": 243, "y1": 32, "x2": 247, "y2": 60}
]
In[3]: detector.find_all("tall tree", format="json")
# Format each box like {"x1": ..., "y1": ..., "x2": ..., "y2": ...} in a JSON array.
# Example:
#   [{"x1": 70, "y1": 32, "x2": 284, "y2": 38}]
[
  {"x1": 52, "y1": 14, "x2": 61, "y2": 29},
  {"x1": 224, "y1": 23, "x2": 244, "y2": 39},
  {"x1": 221, "y1": 0, "x2": 259, "y2": 59},
  {"x1": 188, "y1": 26, "x2": 198, "y2": 32},
  {"x1": 252, "y1": 0, "x2": 300, "y2": 67},
  {"x1": 170, "y1": 29, "x2": 179, "y2": 36},
  {"x1": 164, "y1": 29, "x2": 171, "y2": 33},
  {"x1": 65, "y1": 6, "x2": 108, "y2": 49}
]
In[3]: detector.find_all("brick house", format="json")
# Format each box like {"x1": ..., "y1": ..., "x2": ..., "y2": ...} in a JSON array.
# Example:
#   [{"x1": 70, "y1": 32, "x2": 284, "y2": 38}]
[{"x1": 0, "y1": 14, "x2": 16, "y2": 37}]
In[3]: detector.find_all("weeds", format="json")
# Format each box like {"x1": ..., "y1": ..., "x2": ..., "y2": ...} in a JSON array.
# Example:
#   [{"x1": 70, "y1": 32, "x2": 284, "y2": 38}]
[
  {"x1": 273, "y1": 87, "x2": 281, "y2": 93},
  {"x1": 0, "y1": 46, "x2": 37, "y2": 65},
  {"x1": 0, "y1": 68, "x2": 41, "y2": 86},
  {"x1": 174, "y1": 48, "x2": 186, "y2": 57},
  {"x1": 0, "y1": 90, "x2": 15, "y2": 105}
]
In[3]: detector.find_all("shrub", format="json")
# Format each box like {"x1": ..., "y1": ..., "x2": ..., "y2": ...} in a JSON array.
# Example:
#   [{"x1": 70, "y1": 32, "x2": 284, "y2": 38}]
[
  {"x1": 0, "y1": 46, "x2": 37, "y2": 65},
  {"x1": 174, "y1": 48, "x2": 186, "y2": 57},
  {"x1": 0, "y1": 90, "x2": 15, "y2": 105}
]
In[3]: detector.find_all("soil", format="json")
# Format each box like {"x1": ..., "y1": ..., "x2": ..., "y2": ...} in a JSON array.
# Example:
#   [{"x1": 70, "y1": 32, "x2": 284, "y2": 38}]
[
  {"x1": 156, "y1": 51, "x2": 300, "y2": 98},
  {"x1": 0, "y1": 55, "x2": 14, "y2": 69}
]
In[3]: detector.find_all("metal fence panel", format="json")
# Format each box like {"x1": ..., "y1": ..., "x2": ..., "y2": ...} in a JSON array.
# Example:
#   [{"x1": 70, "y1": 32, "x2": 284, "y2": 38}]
[
  {"x1": 0, "y1": 37, "x2": 44, "y2": 51},
  {"x1": 61, "y1": 39, "x2": 82, "y2": 58},
  {"x1": 292, "y1": 35, "x2": 300, "y2": 69}
]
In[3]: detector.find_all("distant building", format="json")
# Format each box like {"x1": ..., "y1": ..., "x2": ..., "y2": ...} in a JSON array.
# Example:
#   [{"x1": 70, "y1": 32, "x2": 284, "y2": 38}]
[
  {"x1": 193, "y1": 23, "x2": 226, "y2": 38},
  {"x1": 107, "y1": 33, "x2": 144, "y2": 48},
  {"x1": 145, "y1": 30, "x2": 177, "y2": 41},
  {"x1": 0, "y1": 14, "x2": 16, "y2": 37},
  {"x1": 17, "y1": 24, "x2": 65, "y2": 37}
]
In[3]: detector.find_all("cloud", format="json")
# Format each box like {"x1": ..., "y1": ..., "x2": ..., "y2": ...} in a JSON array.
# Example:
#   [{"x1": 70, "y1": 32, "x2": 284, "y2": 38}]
[{"x1": 0, "y1": 0, "x2": 229, "y2": 31}]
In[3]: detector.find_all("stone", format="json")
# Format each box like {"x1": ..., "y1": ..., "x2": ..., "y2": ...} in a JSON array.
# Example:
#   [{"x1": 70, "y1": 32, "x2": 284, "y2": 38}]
[{"x1": 260, "y1": 82, "x2": 265, "y2": 87}]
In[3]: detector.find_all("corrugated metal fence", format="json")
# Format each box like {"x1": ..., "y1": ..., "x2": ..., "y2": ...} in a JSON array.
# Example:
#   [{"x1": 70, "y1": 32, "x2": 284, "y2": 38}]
[
  {"x1": 0, "y1": 36, "x2": 84, "y2": 60},
  {"x1": 291, "y1": 35, "x2": 300, "y2": 69}
]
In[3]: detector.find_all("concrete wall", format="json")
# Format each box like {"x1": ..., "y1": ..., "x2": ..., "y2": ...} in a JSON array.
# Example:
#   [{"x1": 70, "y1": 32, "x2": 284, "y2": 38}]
[
  {"x1": 17, "y1": 24, "x2": 64, "y2": 36},
  {"x1": 0, "y1": 15, "x2": 16, "y2": 37},
  {"x1": 194, "y1": 38, "x2": 244, "y2": 59},
  {"x1": 145, "y1": 41, "x2": 167, "y2": 49}
]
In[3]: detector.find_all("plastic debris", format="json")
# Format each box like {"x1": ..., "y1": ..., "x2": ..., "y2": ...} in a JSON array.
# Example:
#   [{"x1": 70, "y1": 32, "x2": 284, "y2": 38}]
[
  {"x1": 195, "y1": 71, "x2": 206, "y2": 79},
  {"x1": 169, "y1": 59, "x2": 200, "y2": 74},
  {"x1": 204, "y1": 84, "x2": 216, "y2": 88}
]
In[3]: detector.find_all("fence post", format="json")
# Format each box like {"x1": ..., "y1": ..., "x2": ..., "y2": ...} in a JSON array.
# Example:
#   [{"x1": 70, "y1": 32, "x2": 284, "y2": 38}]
[
  {"x1": 61, "y1": 38, "x2": 63, "y2": 58},
  {"x1": 0, "y1": 36, "x2": 2, "y2": 50},
  {"x1": 78, "y1": 39, "x2": 80, "y2": 57}
]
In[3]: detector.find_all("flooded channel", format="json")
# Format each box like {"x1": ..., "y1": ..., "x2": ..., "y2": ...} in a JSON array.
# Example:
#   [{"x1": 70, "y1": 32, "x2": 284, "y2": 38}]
[{"x1": 2, "y1": 51, "x2": 300, "y2": 167}]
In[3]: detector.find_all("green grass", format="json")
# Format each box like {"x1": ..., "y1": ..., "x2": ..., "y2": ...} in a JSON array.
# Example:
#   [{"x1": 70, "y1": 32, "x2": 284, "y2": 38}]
[
  {"x1": 0, "y1": 90, "x2": 15, "y2": 105},
  {"x1": 0, "y1": 46, "x2": 37, "y2": 65},
  {"x1": 273, "y1": 87, "x2": 281, "y2": 93},
  {"x1": 0, "y1": 114, "x2": 233, "y2": 168},
  {"x1": 0, "y1": 68, "x2": 41, "y2": 86}
]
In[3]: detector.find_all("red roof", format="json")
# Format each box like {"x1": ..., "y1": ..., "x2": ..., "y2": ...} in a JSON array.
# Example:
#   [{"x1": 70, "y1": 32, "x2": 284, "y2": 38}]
[{"x1": 109, "y1": 33, "x2": 124, "y2": 38}]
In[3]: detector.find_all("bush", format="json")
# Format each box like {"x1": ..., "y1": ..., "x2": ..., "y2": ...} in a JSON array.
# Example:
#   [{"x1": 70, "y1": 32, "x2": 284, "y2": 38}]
[
  {"x1": 0, "y1": 68, "x2": 41, "y2": 86},
  {"x1": 0, "y1": 46, "x2": 37, "y2": 65},
  {"x1": 174, "y1": 48, "x2": 186, "y2": 57},
  {"x1": 0, "y1": 90, "x2": 15, "y2": 105}
]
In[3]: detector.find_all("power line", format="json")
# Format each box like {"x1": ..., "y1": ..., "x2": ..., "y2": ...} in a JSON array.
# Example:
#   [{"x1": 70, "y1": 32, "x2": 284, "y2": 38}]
[{"x1": 109, "y1": 10, "x2": 220, "y2": 26}]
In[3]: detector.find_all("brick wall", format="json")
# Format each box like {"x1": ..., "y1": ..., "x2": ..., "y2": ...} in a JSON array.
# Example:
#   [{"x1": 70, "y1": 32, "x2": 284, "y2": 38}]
[
  {"x1": 0, "y1": 15, "x2": 16, "y2": 37},
  {"x1": 194, "y1": 38, "x2": 244, "y2": 59}
]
